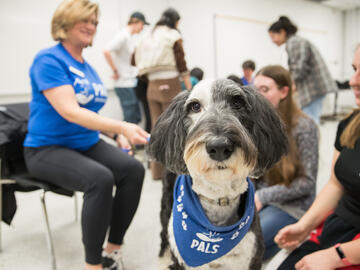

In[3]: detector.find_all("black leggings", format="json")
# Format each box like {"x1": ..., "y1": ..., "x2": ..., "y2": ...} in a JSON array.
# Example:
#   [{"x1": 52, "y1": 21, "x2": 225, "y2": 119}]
[{"x1": 24, "y1": 140, "x2": 145, "y2": 264}]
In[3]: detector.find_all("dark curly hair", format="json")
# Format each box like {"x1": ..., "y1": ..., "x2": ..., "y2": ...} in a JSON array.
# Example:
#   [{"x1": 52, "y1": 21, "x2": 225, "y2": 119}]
[{"x1": 268, "y1": 16, "x2": 298, "y2": 37}]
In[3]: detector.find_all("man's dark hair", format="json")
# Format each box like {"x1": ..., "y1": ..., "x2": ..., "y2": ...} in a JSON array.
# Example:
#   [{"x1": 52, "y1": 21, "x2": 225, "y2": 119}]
[
  {"x1": 242, "y1": 60, "x2": 256, "y2": 71},
  {"x1": 190, "y1": 67, "x2": 204, "y2": 81}
]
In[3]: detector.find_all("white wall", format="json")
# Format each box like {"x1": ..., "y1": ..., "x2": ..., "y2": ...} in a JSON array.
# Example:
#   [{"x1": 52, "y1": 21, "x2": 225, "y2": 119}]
[
  {"x1": 172, "y1": 0, "x2": 343, "y2": 79},
  {"x1": 0, "y1": 0, "x2": 121, "y2": 96},
  {"x1": 0, "y1": 0, "x2": 350, "y2": 99}
]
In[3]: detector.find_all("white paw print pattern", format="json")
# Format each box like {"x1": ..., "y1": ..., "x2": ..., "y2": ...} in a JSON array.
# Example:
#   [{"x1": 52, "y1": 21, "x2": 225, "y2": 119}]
[
  {"x1": 230, "y1": 215, "x2": 251, "y2": 241},
  {"x1": 177, "y1": 184, "x2": 189, "y2": 231},
  {"x1": 177, "y1": 185, "x2": 185, "y2": 202},
  {"x1": 182, "y1": 220, "x2": 187, "y2": 231},
  {"x1": 177, "y1": 203, "x2": 184, "y2": 212}
]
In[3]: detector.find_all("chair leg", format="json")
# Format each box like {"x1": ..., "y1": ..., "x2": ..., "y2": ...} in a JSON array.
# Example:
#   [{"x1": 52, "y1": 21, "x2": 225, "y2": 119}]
[
  {"x1": 74, "y1": 192, "x2": 78, "y2": 223},
  {"x1": 0, "y1": 181, "x2": 3, "y2": 253},
  {"x1": 40, "y1": 190, "x2": 57, "y2": 270},
  {"x1": 142, "y1": 149, "x2": 149, "y2": 167},
  {"x1": 333, "y1": 91, "x2": 339, "y2": 117}
]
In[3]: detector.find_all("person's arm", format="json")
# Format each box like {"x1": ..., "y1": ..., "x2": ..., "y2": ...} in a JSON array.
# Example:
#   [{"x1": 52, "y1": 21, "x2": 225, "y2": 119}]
[
  {"x1": 296, "y1": 150, "x2": 343, "y2": 230},
  {"x1": 103, "y1": 50, "x2": 119, "y2": 80},
  {"x1": 275, "y1": 150, "x2": 344, "y2": 248},
  {"x1": 182, "y1": 74, "x2": 192, "y2": 91},
  {"x1": 341, "y1": 239, "x2": 360, "y2": 265},
  {"x1": 286, "y1": 37, "x2": 310, "y2": 82},
  {"x1": 173, "y1": 39, "x2": 192, "y2": 90},
  {"x1": 256, "y1": 119, "x2": 318, "y2": 208},
  {"x1": 294, "y1": 239, "x2": 360, "y2": 269},
  {"x1": 104, "y1": 32, "x2": 126, "y2": 80},
  {"x1": 43, "y1": 85, "x2": 149, "y2": 145}
]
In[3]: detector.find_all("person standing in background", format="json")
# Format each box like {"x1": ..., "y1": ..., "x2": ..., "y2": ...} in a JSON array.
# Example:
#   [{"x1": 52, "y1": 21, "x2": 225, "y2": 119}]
[
  {"x1": 268, "y1": 16, "x2": 338, "y2": 125},
  {"x1": 104, "y1": 12, "x2": 149, "y2": 124},
  {"x1": 241, "y1": 60, "x2": 256, "y2": 85},
  {"x1": 134, "y1": 7, "x2": 191, "y2": 180}
]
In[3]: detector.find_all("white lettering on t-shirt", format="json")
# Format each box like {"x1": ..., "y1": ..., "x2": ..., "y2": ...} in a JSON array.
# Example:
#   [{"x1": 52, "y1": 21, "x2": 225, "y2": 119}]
[
  {"x1": 92, "y1": 83, "x2": 107, "y2": 97},
  {"x1": 69, "y1": 66, "x2": 85, "y2": 78}
]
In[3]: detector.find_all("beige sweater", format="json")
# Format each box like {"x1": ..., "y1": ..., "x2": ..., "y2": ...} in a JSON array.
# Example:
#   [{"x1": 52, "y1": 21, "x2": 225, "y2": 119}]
[{"x1": 135, "y1": 26, "x2": 182, "y2": 76}]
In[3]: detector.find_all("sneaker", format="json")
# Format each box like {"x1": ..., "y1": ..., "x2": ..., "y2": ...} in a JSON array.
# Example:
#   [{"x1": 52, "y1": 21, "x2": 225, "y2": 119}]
[{"x1": 101, "y1": 249, "x2": 124, "y2": 270}]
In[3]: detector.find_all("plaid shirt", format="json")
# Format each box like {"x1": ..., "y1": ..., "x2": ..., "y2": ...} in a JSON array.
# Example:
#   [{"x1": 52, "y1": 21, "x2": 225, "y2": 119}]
[{"x1": 286, "y1": 35, "x2": 338, "y2": 107}]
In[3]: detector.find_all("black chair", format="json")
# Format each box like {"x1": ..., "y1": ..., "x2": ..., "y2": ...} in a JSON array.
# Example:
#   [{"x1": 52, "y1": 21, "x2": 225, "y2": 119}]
[
  {"x1": 321, "y1": 80, "x2": 351, "y2": 122},
  {"x1": 0, "y1": 102, "x2": 78, "y2": 270}
]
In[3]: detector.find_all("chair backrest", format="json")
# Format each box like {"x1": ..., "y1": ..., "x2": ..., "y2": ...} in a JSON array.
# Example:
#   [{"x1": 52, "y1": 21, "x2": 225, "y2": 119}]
[{"x1": 0, "y1": 103, "x2": 29, "y2": 178}]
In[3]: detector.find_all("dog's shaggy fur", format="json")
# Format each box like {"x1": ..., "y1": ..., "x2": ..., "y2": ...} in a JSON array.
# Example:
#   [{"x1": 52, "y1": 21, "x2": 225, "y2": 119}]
[{"x1": 148, "y1": 79, "x2": 288, "y2": 270}]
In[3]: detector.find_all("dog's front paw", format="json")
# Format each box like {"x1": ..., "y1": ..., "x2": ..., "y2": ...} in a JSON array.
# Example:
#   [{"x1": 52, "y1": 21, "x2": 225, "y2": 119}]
[{"x1": 169, "y1": 263, "x2": 185, "y2": 270}]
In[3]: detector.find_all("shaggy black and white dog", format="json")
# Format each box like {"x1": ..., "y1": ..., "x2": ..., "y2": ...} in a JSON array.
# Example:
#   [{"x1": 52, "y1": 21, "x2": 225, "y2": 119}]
[{"x1": 148, "y1": 79, "x2": 288, "y2": 270}]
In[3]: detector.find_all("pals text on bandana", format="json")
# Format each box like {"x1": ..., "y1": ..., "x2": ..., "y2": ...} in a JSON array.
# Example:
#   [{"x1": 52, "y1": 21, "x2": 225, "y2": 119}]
[{"x1": 172, "y1": 175, "x2": 255, "y2": 267}]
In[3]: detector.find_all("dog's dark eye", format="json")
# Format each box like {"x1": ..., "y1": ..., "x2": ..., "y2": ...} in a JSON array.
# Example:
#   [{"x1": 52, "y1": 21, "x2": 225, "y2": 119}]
[
  {"x1": 231, "y1": 95, "x2": 245, "y2": 109},
  {"x1": 189, "y1": 102, "x2": 201, "y2": 113}
]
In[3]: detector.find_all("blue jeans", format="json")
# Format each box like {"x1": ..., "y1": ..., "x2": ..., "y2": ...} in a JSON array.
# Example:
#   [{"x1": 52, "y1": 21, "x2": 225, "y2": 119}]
[
  {"x1": 302, "y1": 96, "x2": 325, "y2": 125},
  {"x1": 259, "y1": 205, "x2": 297, "y2": 260},
  {"x1": 115, "y1": 87, "x2": 141, "y2": 124}
]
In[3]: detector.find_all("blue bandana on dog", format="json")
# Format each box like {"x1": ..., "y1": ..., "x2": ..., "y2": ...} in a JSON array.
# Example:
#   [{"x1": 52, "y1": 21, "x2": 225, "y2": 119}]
[{"x1": 173, "y1": 175, "x2": 255, "y2": 267}]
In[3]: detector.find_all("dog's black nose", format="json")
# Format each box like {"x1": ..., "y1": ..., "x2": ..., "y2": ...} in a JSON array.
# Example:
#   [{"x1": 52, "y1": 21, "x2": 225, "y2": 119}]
[{"x1": 206, "y1": 139, "x2": 234, "y2": 161}]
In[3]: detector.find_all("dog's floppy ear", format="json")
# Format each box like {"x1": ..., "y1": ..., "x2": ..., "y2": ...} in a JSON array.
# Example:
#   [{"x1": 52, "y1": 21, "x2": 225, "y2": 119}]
[
  {"x1": 241, "y1": 86, "x2": 289, "y2": 178},
  {"x1": 147, "y1": 90, "x2": 190, "y2": 174}
]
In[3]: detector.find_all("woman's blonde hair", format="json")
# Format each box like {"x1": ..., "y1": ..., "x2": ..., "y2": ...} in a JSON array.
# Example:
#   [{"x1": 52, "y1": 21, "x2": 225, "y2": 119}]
[
  {"x1": 340, "y1": 109, "x2": 360, "y2": 149},
  {"x1": 340, "y1": 45, "x2": 360, "y2": 149},
  {"x1": 256, "y1": 65, "x2": 306, "y2": 186},
  {"x1": 51, "y1": 0, "x2": 99, "y2": 42}
]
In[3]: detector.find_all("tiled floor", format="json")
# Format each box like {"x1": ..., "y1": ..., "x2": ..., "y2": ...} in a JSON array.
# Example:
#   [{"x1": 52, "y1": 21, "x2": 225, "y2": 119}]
[{"x1": 0, "y1": 120, "x2": 338, "y2": 270}]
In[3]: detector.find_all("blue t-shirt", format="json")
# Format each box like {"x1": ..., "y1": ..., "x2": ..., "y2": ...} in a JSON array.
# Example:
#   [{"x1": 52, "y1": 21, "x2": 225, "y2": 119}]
[
  {"x1": 181, "y1": 76, "x2": 200, "y2": 90},
  {"x1": 241, "y1": 76, "x2": 254, "y2": 86},
  {"x1": 24, "y1": 43, "x2": 107, "y2": 151}
]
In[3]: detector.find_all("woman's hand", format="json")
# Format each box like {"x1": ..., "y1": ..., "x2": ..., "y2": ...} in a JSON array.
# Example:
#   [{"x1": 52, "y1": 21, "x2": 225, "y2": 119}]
[
  {"x1": 121, "y1": 122, "x2": 150, "y2": 145},
  {"x1": 116, "y1": 134, "x2": 133, "y2": 156},
  {"x1": 254, "y1": 193, "x2": 263, "y2": 211},
  {"x1": 295, "y1": 247, "x2": 344, "y2": 270},
  {"x1": 274, "y1": 222, "x2": 311, "y2": 249}
]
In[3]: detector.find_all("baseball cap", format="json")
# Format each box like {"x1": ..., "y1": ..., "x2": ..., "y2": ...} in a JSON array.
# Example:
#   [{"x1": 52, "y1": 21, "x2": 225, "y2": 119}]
[{"x1": 130, "y1": 12, "x2": 150, "y2": 25}]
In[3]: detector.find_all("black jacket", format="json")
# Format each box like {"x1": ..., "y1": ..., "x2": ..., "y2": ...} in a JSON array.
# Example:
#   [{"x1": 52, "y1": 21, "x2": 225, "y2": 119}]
[{"x1": 0, "y1": 103, "x2": 29, "y2": 225}]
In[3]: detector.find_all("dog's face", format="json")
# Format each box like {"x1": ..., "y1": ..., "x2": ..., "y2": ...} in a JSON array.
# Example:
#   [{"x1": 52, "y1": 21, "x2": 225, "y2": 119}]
[
  {"x1": 183, "y1": 79, "x2": 259, "y2": 183},
  {"x1": 148, "y1": 79, "x2": 288, "y2": 180}
]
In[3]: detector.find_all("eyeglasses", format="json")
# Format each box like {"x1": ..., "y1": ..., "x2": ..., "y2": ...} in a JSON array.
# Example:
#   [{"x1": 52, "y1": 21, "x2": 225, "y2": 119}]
[{"x1": 80, "y1": 18, "x2": 98, "y2": 27}]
